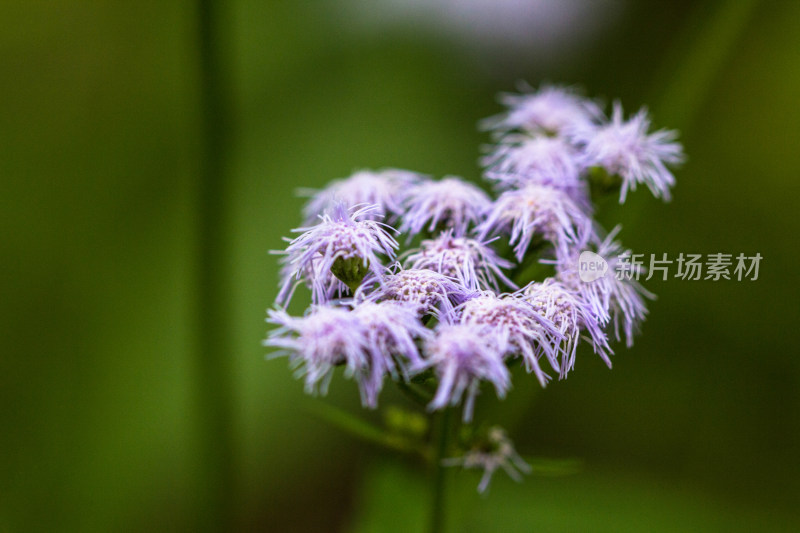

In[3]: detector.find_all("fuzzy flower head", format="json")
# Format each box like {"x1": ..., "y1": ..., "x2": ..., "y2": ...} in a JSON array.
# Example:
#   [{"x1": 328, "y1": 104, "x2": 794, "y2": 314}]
[
  {"x1": 482, "y1": 84, "x2": 602, "y2": 136},
  {"x1": 459, "y1": 292, "x2": 561, "y2": 386},
  {"x1": 300, "y1": 169, "x2": 424, "y2": 223},
  {"x1": 277, "y1": 203, "x2": 398, "y2": 306},
  {"x1": 477, "y1": 184, "x2": 595, "y2": 263},
  {"x1": 403, "y1": 231, "x2": 516, "y2": 292},
  {"x1": 399, "y1": 176, "x2": 492, "y2": 238},
  {"x1": 572, "y1": 103, "x2": 684, "y2": 203},
  {"x1": 554, "y1": 227, "x2": 653, "y2": 347},
  {"x1": 266, "y1": 301, "x2": 431, "y2": 408},
  {"x1": 360, "y1": 267, "x2": 474, "y2": 319},
  {"x1": 523, "y1": 278, "x2": 611, "y2": 378},
  {"x1": 425, "y1": 324, "x2": 510, "y2": 422},
  {"x1": 349, "y1": 300, "x2": 432, "y2": 406},
  {"x1": 482, "y1": 136, "x2": 584, "y2": 197},
  {"x1": 444, "y1": 426, "x2": 531, "y2": 494},
  {"x1": 265, "y1": 305, "x2": 367, "y2": 398}
]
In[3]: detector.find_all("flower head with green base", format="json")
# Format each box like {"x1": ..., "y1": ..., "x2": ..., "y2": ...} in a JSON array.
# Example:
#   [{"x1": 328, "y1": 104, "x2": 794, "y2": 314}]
[
  {"x1": 276, "y1": 203, "x2": 398, "y2": 306},
  {"x1": 571, "y1": 102, "x2": 684, "y2": 203},
  {"x1": 477, "y1": 184, "x2": 595, "y2": 263}
]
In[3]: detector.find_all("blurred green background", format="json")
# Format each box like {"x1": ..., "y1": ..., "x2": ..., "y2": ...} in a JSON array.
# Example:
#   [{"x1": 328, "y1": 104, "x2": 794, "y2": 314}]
[{"x1": 1, "y1": 1, "x2": 799, "y2": 531}]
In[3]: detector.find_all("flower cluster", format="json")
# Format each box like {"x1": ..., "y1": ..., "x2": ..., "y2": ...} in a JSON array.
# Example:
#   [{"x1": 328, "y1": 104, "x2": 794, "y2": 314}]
[{"x1": 266, "y1": 84, "x2": 683, "y2": 425}]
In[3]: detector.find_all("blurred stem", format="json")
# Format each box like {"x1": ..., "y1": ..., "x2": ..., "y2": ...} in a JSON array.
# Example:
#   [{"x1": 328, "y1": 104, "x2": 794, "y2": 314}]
[
  {"x1": 651, "y1": 0, "x2": 759, "y2": 131},
  {"x1": 622, "y1": 0, "x2": 757, "y2": 221},
  {"x1": 396, "y1": 380, "x2": 433, "y2": 406},
  {"x1": 194, "y1": 0, "x2": 235, "y2": 531},
  {"x1": 428, "y1": 408, "x2": 452, "y2": 533}
]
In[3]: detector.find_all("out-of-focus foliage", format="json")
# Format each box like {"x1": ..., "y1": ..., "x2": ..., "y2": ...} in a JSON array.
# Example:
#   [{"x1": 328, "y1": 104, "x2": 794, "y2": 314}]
[{"x1": 1, "y1": 1, "x2": 798, "y2": 532}]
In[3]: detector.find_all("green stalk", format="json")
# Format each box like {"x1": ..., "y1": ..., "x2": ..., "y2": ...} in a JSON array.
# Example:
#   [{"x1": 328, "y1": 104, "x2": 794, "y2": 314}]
[
  {"x1": 396, "y1": 380, "x2": 433, "y2": 406},
  {"x1": 428, "y1": 408, "x2": 453, "y2": 533},
  {"x1": 623, "y1": 0, "x2": 759, "y2": 222},
  {"x1": 194, "y1": 1, "x2": 235, "y2": 531},
  {"x1": 651, "y1": 0, "x2": 759, "y2": 131}
]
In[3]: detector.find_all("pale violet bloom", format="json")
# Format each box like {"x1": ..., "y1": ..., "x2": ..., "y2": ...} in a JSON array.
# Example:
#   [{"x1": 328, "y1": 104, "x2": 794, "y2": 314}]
[
  {"x1": 403, "y1": 230, "x2": 516, "y2": 291},
  {"x1": 399, "y1": 176, "x2": 491, "y2": 238},
  {"x1": 266, "y1": 300, "x2": 431, "y2": 408},
  {"x1": 300, "y1": 168, "x2": 425, "y2": 223},
  {"x1": 482, "y1": 84, "x2": 602, "y2": 136},
  {"x1": 459, "y1": 291, "x2": 562, "y2": 386},
  {"x1": 554, "y1": 226, "x2": 653, "y2": 347},
  {"x1": 349, "y1": 300, "x2": 432, "y2": 405},
  {"x1": 523, "y1": 278, "x2": 611, "y2": 378},
  {"x1": 482, "y1": 136, "x2": 585, "y2": 199},
  {"x1": 359, "y1": 266, "x2": 474, "y2": 318},
  {"x1": 571, "y1": 102, "x2": 684, "y2": 203},
  {"x1": 477, "y1": 184, "x2": 595, "y2": 263},
  {"x1": 276, "y1": 204, "x2": 398, "y2": 306},
  {"x1": 425, "y1": 323, "x2": 510, "y2": 422},
  {"x1": 443, "y1": 426, "x2": 530, "y2": 494},
  {"x1": 266, "y1": 305, "x2": 367, "y2": 399}
]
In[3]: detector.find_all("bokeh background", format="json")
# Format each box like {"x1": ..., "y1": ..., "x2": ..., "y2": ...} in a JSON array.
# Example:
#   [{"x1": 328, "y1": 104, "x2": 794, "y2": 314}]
[{"x1": 2, "y1": 1, "x2": 799, "y2": 531}]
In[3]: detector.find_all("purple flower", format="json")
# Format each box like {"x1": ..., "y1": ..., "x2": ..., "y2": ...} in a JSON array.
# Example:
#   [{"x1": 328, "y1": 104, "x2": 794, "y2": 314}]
[
  {"x1": 477, "y1": 184, "x2": 595, "y2": 263},
  {"x1": 443, "y1": 426, "x2": 530, "y2": 493},
  {"x1": 523, "y1": 278, "x2": 611, "y2": 378},
  {"x1": 571, "y1": 103, "x2": 684, "y2": 203},
  {"x1": 276, "y1": 203, "x2": 398, "y2": 306},
  {"x1": 266, "y1": 305, "x2": 367, "y2": 398},
  {"x1": 459, "y1": 291, "x2": 562, "y2": 386},
  {"x1": 359, "y1": 266, "x2": 474, "y2": 319},
  {"x1": 399, "y1": 176, "x2": 492, "y2": 238},
  {"x1": 425, "y1": 324, "x2": 510, "y2": 422},
  {"x1": 554, "y1": 226, "x2": 653, "y2": 347},
  {"x1": 403, "y1": 231, "x2": 516, "y2": 291},
  {"x1": 482, "y1": 136, "x2": 585, "y2": 199},
  {"x1": 266, "y1": 300, "x2": 431, "y2": 408},
  {"x1": 482, "y1": 84, "x2": 602, "y2": 136},
  {"x1": 300, "y1": 169, "x2": 425, "y2": 223},
  {"x1": 349, "y1": 300, "x2": 432, "y2": 405}
]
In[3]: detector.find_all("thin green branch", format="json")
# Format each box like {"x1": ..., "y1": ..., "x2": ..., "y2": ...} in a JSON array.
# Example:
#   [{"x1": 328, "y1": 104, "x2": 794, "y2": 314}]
[
  {"x1": 428, "y1": 408, "x2": 453, "y2": 533},
  {"x1": 651, "y1": 0, "x2": 759, "y2": 131},
  {"x1": 396, "y1": 380, "x2": 434, "y2": 406},
  {"x1": 194, "y1": 0, "x2": 235, "y2": 531},
  {"x1": 307, "y1": 401, "x2": 429, "y2": 459}
]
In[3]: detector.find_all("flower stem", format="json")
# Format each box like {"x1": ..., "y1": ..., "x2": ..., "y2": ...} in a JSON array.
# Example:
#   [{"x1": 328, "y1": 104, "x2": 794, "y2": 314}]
[
  {"x1": 651, "y1": 0, "x2": 759, "y2": 131},
  {"x1": 428, "y1": 408, "x2": 453, "y2": 533},
  {"x1": 194, "y1": 0, "x2": 235, "y2": 531},
  {"x1": 396, "y1": 380, "x2": 433, "y2": 406}
]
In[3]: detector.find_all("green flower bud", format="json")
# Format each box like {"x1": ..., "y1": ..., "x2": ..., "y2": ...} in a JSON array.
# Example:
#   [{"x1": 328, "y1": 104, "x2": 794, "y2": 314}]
[{"x1": 331, "y1": 255, "x2": 370, "y2": 293}]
